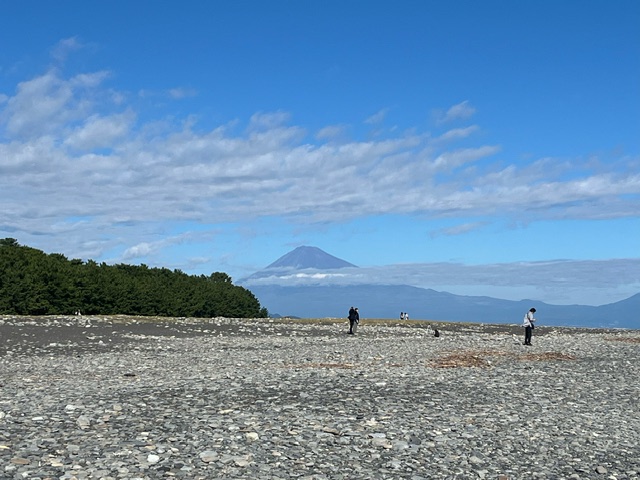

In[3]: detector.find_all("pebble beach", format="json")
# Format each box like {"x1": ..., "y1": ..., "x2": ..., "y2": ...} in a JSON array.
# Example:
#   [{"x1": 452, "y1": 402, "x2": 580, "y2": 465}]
[{"x1": 1, "y1": 315, "x2": 639, "y2": 480}]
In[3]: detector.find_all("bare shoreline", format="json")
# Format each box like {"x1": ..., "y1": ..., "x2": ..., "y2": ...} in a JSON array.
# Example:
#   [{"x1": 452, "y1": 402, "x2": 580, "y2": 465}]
[{"x1": 2, "y1": 315, "x2": 639, "y2": 479}]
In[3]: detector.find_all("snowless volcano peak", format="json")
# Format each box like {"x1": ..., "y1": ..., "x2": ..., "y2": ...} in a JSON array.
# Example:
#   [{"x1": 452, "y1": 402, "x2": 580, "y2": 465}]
[{"x1": 265, "y1": 246, "x2": 357, "y2": 270}]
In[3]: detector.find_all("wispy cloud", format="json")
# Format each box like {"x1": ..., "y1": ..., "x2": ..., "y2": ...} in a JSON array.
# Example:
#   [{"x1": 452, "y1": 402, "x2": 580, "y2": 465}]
[
  {"x1": 437, "y1": 100, "x2": 476, "y2": 124},
  {"x1": 122, "y1": 242, "x2": 155, "y2": 260},
  {"x1": 168, "y1": 87, "x2": 197, "y2": 99},
  {"x1": 364, "y1": 108, "x2": 389, "y2": 125},
  {"x1": 50, "y1": 37, "x2": 83, "y2": 63},
  {"x1": 429, "y1": 222, "x2": 489, "y2": 237},
  {"x1": 316, "y1": 124, "x2": 348, "y2": 141},
  {"x1": 121, "y1": 231, "x2": 210, "y2": 262},
  {"x1": 1, "y1": 69, "x2": 111, "y2": 138},
  {"x1": 436, "y1": 125, "x2": 480, "y2": 143},
  {"x1": 1, "y1": 65, "x2": 638, "y2": 267},
  {"x1": 64, "y1": 110, "x2": 135, "y2": 151}
]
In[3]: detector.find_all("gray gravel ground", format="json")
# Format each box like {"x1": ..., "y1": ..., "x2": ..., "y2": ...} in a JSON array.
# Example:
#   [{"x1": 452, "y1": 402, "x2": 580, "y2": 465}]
[{"x1": 1, "y1": 315, "x2": 639, "y2": 480}]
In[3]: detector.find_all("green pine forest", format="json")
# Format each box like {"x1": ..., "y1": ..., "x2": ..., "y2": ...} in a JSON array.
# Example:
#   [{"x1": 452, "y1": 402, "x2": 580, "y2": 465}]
[{"x1": 0, "y1": 238, "x2": 268, "y2": 318}]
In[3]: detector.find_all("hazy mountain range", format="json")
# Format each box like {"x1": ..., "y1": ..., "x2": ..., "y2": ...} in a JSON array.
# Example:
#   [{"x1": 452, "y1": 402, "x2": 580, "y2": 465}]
[{"x1": 241, "y1": 246, "x2": 639, "y2": 329}]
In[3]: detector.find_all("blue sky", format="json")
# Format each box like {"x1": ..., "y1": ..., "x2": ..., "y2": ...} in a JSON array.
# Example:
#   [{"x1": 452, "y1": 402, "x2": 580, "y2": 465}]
[{"x1": 1, "y1": 1, "x2": 639, "y2": 307}]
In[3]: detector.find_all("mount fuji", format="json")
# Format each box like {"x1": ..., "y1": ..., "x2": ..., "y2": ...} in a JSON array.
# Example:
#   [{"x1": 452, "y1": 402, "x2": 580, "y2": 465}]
[
  {"x1": 265, "y1": 246, "x2": 356, "y2": 270},
  {"x1": 240, "y1": 247, "x2": 639, "y2": 329}
]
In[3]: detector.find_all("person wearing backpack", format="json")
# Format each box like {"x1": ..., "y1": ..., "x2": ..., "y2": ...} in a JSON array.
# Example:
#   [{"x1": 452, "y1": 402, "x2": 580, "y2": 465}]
[{"x1": 523, "y1": 308, "x2": 536, "y2": 345}]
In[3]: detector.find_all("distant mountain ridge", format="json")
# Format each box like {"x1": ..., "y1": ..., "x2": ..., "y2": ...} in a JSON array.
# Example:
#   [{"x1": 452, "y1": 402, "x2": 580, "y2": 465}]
[
  {"x1": 249, "y1": 284, "x2": 639, "y2": 329},
  {"x1": 243, "y1": 247, "x2": 639, "y2": 329}
]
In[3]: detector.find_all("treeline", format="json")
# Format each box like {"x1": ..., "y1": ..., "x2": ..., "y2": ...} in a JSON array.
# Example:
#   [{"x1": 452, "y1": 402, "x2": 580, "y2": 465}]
[{"x1": 0, "y1": 238, "x2": 268, "y2": 318}]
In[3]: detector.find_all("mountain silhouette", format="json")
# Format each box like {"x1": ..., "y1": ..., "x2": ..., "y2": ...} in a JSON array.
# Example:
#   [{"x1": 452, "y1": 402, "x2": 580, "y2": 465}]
[
  {"x1": 266, "y1": 246, "x2": 357, "y2": 270},
  {"x1": 249, "y1": 284, "x2": 639, "y2": 329},
  {"x1": 242, "y1": 247, "x2": 639, "y2": 328}
]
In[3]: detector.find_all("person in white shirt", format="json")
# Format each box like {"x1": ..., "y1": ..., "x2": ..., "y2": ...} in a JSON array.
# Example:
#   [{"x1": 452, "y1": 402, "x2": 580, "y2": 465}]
[{"x1": 523, "y1": 308, "x2": 537, "y2": 345}]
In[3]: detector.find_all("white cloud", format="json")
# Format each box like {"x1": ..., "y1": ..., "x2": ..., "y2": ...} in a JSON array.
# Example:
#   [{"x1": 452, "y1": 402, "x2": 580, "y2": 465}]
[
  {"x1": 249, "y1": 111, "x2": 291, "y2": 130},
  {"x1": 122, "y1": 242, "x2": 154, "y2": 260},
  {"x1": 64, "y1": 110, "x2": 135, "y2": 150},
  {"x1": 364, "y1": 108, "x2": 389, "y2": 125},
  {"x1": 1, "y1": 69, "x2": 110, "y2": 138},
  {"x1": 437, "y1": 100, "x2": 476, "y2": 124},
  {"x1": 436, "y1": 125, "x2": 479, "y2": 142},
  {"x1": 432, "y1": 146, "x2": 501, "y2": 171},
  {"x1": 1, "y1": 64, "x2": 639, "y2": 270},
  {"x1": 50, "y1": 37, "x2": 83, "y2": 63},
  {"x1": 429, "y1": 221, "x2": 489, "y2": 237},
  {"x1": 168, "y1": 87, "x2": 197, "y2": 99},
  {"x1": 120, "y1": 232, "x2": 202, "y2": 262},
  {"x1": 316, "y1": 124, "x2": 348, "y2": 141}
]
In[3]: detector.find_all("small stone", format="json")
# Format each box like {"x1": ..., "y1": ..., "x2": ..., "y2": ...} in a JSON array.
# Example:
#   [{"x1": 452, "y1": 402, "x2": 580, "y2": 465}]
[
  {"x1": 245, "y1": 432, "x2": 259, "y2": 441},
  {"x1": 76, "y1": 415, "x2": 90, "y2": 428},
  {"x1": 234, "y1": 457, "x2": 250, "y2": 467},
  {"x1": 392, "y1": 440, "x2": 409, "y2": 450},
  {"x1": 199, "y1": 450, "x2": 218, "y2": 463},
  {"x1": 147, "y1": 454, "x2": 160, "y2": 464},
  {"x1": 371, "y1": 437, "x2": 393, "y2": 449},
  {"x1": 595, "y1": 465, "x2": 608, "y2": 474}
]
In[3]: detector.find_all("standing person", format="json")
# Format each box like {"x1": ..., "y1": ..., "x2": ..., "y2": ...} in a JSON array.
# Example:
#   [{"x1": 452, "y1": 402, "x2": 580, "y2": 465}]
[
  {"x1": 353, "y1": 307, "x2": 360, "y2": 333},
  {"x1": 523, "y1": 308, "x2": 536, "y2": 345},
  {"x1": 348, "y1": 306, "x2": 357, "y2": 334},
  {"x1": 400, "y1": 312, "x2": 404, "y2": 320}
]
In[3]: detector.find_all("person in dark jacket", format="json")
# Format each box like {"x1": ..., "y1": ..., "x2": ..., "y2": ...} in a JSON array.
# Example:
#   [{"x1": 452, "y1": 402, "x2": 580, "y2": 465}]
[{"x1": 348, "y1": 306, "x2": 361, "y2": 334}]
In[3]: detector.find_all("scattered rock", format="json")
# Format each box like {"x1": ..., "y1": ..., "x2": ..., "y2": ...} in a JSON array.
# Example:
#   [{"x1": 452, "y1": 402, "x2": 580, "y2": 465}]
[
  {"x1": 1, "y1": 315, "x2": 638, "y2": 479},
  {"x1": 199, "y1": 450, "x2": 218, "y2": 463},
  {"x1": 76, "y1": 415, "x2": 90, "y2": 428}
]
